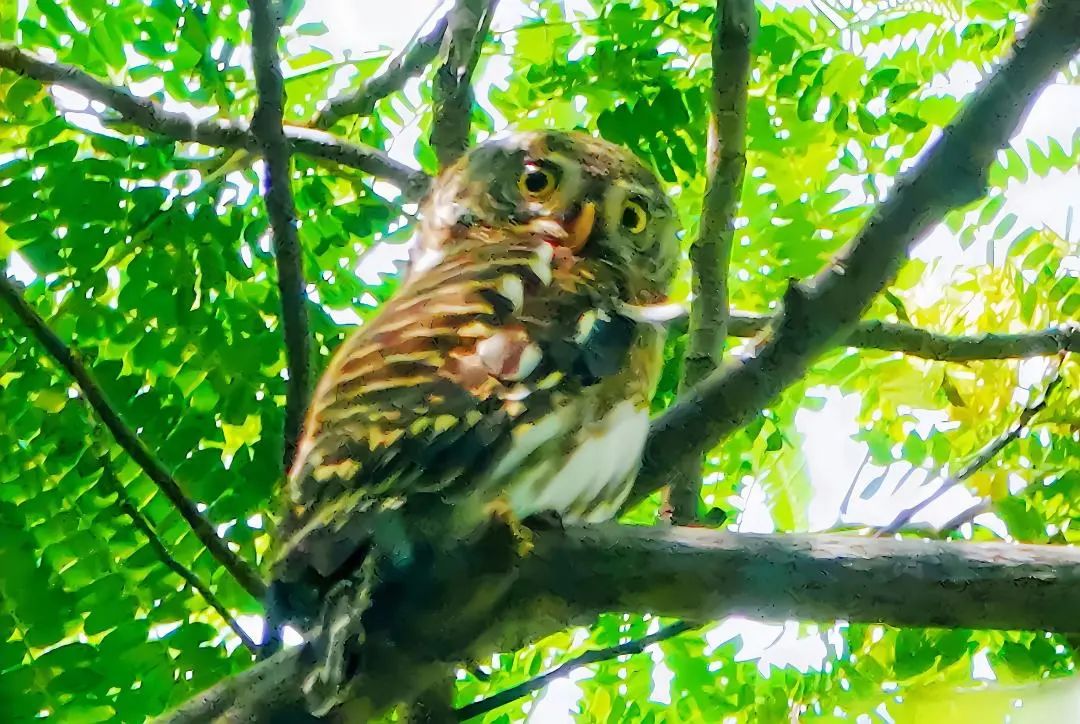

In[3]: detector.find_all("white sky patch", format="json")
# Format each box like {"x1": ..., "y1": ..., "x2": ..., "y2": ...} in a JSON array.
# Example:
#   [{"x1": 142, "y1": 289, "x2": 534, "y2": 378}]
[
  {"x1": 647, "y1": 616, "x2": 675, "y2": 705},
  {"x1": 7, "y1": 252, "x2": 36, "y2": 285},
  {"x1": 731, "y1": 474, "x2": 776, "y2": 534},
  {"x1": 972, "y1": 648, "x2": 997, "y2": 681}
]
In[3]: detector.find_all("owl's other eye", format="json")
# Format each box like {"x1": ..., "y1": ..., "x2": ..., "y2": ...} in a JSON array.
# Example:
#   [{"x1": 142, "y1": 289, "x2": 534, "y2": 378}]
[
  {"x1": 518, "y1": 162, "x2": 558, "y2": 199},
  {"x1": 621, "y1": 199, "x2": 648, "y2": 233}
]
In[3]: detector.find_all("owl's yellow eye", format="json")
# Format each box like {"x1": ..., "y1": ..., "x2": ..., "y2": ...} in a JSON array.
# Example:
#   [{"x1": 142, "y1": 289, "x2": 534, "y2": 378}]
[
  {"x1": 621, "y1": 199, "x2": 648, "y2": 233},
  {"x1": 518, "y1": 163, "x2": 558, "y2": 199}
]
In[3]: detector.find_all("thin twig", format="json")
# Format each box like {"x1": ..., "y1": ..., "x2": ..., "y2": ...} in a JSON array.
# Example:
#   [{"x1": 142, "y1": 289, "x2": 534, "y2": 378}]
[
  {"x1": 430, "y1": 0, "x2": 499, "y2": 168},
  {"x1": 0, "y1": 43, "x2": 430, "y2": 197},
  {"x1": 729, "y1": 314, "x2": 1080, "y2": 361},
  {"x1": 623, "y1": 303, "x2": 1078, "y2": 361},
  {"x1": 839, "y1": 449, "x2": 873, "y2": 516},
  {"x1": 938, "y1": 499, "x2": 992, "y2": 533},
  {"x1": 249, "y1": 0, "x2": 312, "y2": 472},
  {"x1": 314, "y1": 16, "x2": 450, "y2": 130},
  {"x1": 93, "y1": 450, "x2": 259, "y2": 652},
  {"x1": 875, "y1": 356, "x2": 1068, "y2": 536},
  {"x1": 0, "y1": 274, "x2": 267, "y2": 600},
  {"x1": 625, "y1": 0, "x2": 1080, "y2": 514},
  {"x1": 667, "y1": 0, "x2": 755, "y2": 524},
  {"x1": 454, "y1": 620, "x2": 696, "y2": 721}
]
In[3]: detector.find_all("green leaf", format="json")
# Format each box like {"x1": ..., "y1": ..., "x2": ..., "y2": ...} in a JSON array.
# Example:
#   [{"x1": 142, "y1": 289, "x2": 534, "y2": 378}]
[
  {"x1": 891, "y1": 112, "x2": 926, "y2": 132},
  {"x1": 294, "y1": 21, "x2": 328, "y2": 36},
  {"x1": 36, "y1": 0, "x2": 77, "y2": 33},
  {"x1": 855, "y1": 106, "x2": 881, "y2": 134}
]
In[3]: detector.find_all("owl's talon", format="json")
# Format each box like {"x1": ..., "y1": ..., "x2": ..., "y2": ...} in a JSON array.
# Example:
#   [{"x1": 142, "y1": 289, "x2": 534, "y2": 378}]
[{"x1": 484, "y1": 498, "x2": 534, "y2": 556}]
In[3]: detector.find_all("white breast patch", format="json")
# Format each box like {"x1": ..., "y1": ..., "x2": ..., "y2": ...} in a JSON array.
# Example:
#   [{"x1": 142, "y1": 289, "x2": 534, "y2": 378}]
[{"x1": 507, "y1": 399, "x2": 650, "y2": 524}]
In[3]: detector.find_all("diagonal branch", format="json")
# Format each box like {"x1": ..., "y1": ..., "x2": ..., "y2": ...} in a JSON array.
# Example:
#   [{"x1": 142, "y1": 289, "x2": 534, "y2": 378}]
[
  {"x1": 429, "y1": 0, "x2": 499, "y2": 168},
  {"x1": 625, "y1": 0, "x2": 1080, "y2": 514},
  {"x1": 667, "y1": 0, "x2": 754, "y2": 524},
  {"x1": 454, "y1": 620, "x2": 696, "y2": 721},
  {"x1": 0, "y1": 274, "x2": 266, "y2": 600},
  {"x1": 93, "y1": 451, "x2": 258, "y2": 652},
  {"x1": 875, "y1": 355, "x2": 1068, "y2": 536},
  {"x1": 313, "y1": 16, "x2": 450, "y2": 130},
  {"x1": 729, "y1": 313, "x2": 1079, "y2": 360},
  {"x1": 249, "y1": 0, "x2": 311, "y2": 471},
  {"x1": 0, "y1": 43, "x2": 431, "y2": 198}
]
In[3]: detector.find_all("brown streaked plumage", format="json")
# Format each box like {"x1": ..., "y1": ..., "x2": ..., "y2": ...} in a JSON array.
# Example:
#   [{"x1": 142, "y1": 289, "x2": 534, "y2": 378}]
[{"x1": 266, "y1": 130, "x2": 679, "y2": 714}]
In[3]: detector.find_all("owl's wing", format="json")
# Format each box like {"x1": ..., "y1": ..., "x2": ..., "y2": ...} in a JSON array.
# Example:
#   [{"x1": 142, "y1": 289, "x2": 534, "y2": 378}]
[{"x1": 268, "y1": 236, "x2": 637, "y2": 605}]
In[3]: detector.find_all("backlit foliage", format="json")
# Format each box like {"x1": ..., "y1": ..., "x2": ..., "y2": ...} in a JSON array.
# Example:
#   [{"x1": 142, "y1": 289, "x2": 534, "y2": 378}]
[{"x1": 1, "y1": 0, "x2": 1077, "y2": 720}]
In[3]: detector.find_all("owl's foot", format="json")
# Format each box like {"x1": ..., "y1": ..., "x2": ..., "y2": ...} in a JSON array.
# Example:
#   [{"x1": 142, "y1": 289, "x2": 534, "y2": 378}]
[
  {"x1": 301, "y1": 556, "x2": 378, "y2": 716},
  {"x1": 484, "y1": 497, "x2": 534, "y2": 557}
]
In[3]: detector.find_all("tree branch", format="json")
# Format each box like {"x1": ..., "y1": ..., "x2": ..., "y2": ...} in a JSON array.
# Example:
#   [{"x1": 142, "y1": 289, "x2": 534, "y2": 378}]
[
  {"x1": 625, "y1": 0, "x2": 1080, "y2": 513},
  {"x1": 668, "y1": 0, "x2": 754, "y2": 524},
  {"x1": 159, "y1": 522, "x2": 1080, "y2": 723},
  {"x1": 287, "y1": 128, "x2": 431, "y2": 198},
  {"x1": 0, "y1": 275, "x2": 267, "y2": 600},
  {"x1": 519, "y1": 524, "x2": 1080, "y2": 632},
  {"x1": 430, "y1": 0, "x2": 499, "y2": 168},
  {"x1": 454, "y1": 620, "x2": 696, "y2": 721},
  {"x1": 729, "y1": 313, "x2": 1079, "y2": 361},
  {"x1": 249, "y1": 0, "x2": 311, "y2": 471},
  {"x1": 0, "y1": 43, "x2": 431, "y2": 198},
  {"x1": 313, "y1": 16, "x2": 450, "y2": 130},
  {"x1": 94, "y1": 451, "x2": 258, "y2": 652},
  {"x1": 876, "y1": 355, "x2": 1068, "y2": 536}
]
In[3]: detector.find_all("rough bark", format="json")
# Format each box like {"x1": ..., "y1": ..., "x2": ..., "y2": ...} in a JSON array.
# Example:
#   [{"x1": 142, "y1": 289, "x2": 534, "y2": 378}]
[
  {"x1": 249, "y1": 0, "x2": 311, "y2": 471},
  {"x1": 160, "y1": 523, "x2": 1080, "y2": 722},
  {"x1": 669, "y1": 0, "x2": 754, "y2": 524}
]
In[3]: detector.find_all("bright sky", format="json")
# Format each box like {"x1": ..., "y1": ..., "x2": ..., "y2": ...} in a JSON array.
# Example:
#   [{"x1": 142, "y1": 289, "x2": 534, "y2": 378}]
[{"x1": 9, "y1": 0, "x2": 1079, "y2": 717}]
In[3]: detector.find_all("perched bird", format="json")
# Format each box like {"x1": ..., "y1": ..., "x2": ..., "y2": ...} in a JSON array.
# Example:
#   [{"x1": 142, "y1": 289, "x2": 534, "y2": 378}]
[{"x1": 266, "y1": 130, "x2": 680, "y2": 713}]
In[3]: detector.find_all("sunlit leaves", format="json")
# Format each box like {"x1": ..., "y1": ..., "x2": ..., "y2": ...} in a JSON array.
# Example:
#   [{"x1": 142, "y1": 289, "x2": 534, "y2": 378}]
[{"x1": 2, "y1": 0, "x2": 1079, "y2": 721}]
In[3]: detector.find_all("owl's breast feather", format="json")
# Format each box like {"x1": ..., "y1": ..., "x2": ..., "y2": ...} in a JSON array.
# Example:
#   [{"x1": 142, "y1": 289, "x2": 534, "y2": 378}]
[
  {"x1": 485, "y1": 323, "x2": 665, "y2": 526},
  {"x1": 506, "y1": 397, "x2": 651, "y2": 523}
]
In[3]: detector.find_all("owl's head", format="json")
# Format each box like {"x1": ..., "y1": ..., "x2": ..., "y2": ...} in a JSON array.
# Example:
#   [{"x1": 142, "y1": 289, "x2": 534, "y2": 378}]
[{"x1": 416, "y1": 130, "x2": 679, "y2": 304}]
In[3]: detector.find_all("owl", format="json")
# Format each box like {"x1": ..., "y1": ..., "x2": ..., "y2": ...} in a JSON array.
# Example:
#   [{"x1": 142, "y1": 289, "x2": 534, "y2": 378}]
[{"x1": 266, "y1": 130, "x2": 679, "y2": 713}]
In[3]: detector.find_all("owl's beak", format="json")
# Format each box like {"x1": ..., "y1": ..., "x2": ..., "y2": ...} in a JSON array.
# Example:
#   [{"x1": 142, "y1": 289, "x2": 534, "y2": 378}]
[
  {"x1": 518, "y1": 201, "x2": 597, "y2": 252},
  {"x1": 559, "y1": 201, "x2": 596, "y2": 253}
]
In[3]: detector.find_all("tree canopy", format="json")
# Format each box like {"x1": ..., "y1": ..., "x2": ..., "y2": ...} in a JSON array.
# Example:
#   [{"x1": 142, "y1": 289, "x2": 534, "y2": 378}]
[{"x1": 1, "y1": 0, "x2": 1078, "y2": 721}]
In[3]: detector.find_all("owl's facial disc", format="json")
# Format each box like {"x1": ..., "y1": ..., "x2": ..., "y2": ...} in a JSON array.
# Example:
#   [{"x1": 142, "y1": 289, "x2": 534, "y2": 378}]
[{"x1": 417, "y1": 131, "x2": 679, "y2": 302}]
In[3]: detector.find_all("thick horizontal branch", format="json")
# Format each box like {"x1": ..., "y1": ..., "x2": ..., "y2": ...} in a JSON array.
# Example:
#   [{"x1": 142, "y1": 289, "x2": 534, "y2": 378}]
[
  {"x1": 0, "y1": 43, "x2": 431, "y2": 198},
  {"x1": 517, "y1": 525, "x2": 1080, "y2": 633},
  {"x1": 249, "y1": 0, "x2": 311, "y2": 471},
  {"x1": 313, "y1": 16, "x2": 449, "y2": 130},
  {"x1": 0, "y1": 275, "x2": 267, "y2": 601},
  {"x1": 161, "y1": 522, "x2": 1080, "y2": 722},
  {"x1": 728, "y1": 313, "x2": 1079, "y2": 361},
  {"x1": 626, "y1": 0, "x2": 1080, "y2": 512}
]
